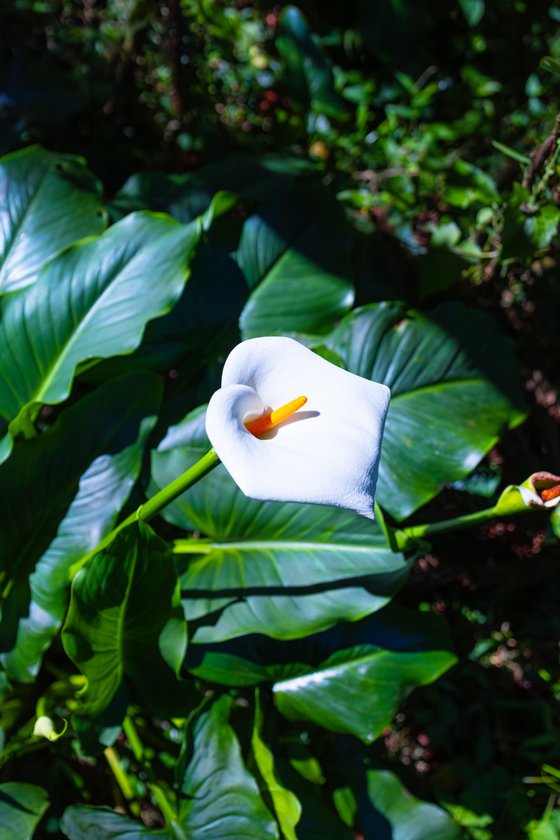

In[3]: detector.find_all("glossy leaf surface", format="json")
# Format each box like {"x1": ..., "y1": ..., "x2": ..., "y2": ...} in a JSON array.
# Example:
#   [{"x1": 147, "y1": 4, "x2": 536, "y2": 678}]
[
  {"x1": 0, "y1": 211, "x2": 200, "y2": 457},
  {"x1": 0, "y1": 146, "x2": 105, "y2": 295},
  {"x1": 190, "y1": 606, "x2": 455, "y2": 743},
  {"x1": 61, "y1": 697, "x2": 278, "y2": 839},
  {"x1": 238, "y1": 188, "x2": 354, "y2": 338},
  {"x1": 365, "y1": 771, "x2": 462, "y2": 839},
  {"x1": 150, "y1": 408, "x2": 410, "y2": 643},
  {"x1": 274, "y1": 646, "x2": 454, "y2": 743},
  {"x1": 326, "y1": 301, "x2": 527, "y2": 518},
  {"x1": 62, "y1": 522, "x2": 187, "y2": 725}
]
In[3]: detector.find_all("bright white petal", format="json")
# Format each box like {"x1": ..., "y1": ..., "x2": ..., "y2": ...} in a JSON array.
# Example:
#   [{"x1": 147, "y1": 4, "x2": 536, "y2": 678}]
[{"x1": 206, "y1": 337, "x2": 390, "y2": 518}]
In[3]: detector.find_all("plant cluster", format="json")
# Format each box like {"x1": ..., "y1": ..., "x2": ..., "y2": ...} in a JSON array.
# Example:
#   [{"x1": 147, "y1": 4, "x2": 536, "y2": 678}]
[{"x1": 1, "y1": 2, "x2": 560, "y2": 838}]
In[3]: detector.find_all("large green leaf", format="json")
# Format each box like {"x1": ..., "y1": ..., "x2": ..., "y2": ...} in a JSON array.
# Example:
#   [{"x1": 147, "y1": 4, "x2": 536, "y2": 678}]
[
  {"x1": 0, "y1": 373, "x2": 161, "y2": 682},
  {"x1": 274, "y1": 646, "x2": 454, "y2": 743},
  {"x1": 62, "y1": 522, "x2": 188, "y2": 727},
  {"x1": 150, "y1": 408, "x2": 410, "y2": 644},
  {"x1": 61, "y1": 697, "x2": 278, "y2": 840},
  {"x1": 0, "y1": 782, "x2": 49, "y2": 840},
  {"x1": 61, "y1": 808, "x2": 166, "y2": 839},
  {"x1": 0, "y1": 211, "x2": 200, "y2": 460},
  {"x1": 365, "y1": 771, "x2": 462, "y2": 839},
  {"x1": 0, "y1": 145, "x2": 105, "y2": 295},
  {"x1": 325, "y1": 301, "x2": 527, "y2": 519},
  {"x1": 190, "y1": 606, "x2": 455, "y2": 743},
  {"x1": 176, "y1": 696, "x2": 278, "y2": 838},
  {"x1": 238, "y1": 187, "x2": 354, "y2": 338}
]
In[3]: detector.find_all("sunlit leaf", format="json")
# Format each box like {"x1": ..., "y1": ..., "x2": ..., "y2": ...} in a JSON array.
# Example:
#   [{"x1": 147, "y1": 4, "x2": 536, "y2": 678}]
[
  {"x1": 238, "y1": 187, "x2": 354, "y2": 339},
  {"x1": 150, "y1": 407, "x2": 410, "y2": 643},
  {"x1": 0, "y1": 145, "x2": 105, "y2": 295},
  {"x1": 325, "y1": 301, "x2": 527, "y2": 519},
  {"x1": 365, "y1": 771, "x2": 462, "y2": 839},
  {"x1": 0, "y1": 211, "x2": 200, "y2": 461}
]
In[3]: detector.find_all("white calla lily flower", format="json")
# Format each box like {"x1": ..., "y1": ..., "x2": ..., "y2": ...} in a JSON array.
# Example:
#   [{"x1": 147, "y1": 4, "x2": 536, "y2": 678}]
[{"x1": 205, "y1": 337, "x2": 390, "y2": 518}]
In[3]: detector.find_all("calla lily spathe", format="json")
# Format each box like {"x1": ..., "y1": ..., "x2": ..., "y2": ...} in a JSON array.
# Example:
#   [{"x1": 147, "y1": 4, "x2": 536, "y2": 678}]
[{"x1": 205, "y1": 337, "x2": 390, "y2": 518}]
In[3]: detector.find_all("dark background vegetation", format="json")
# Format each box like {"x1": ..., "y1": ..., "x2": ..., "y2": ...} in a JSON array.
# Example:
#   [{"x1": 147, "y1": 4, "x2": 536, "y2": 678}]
[{"x1": 2, "y1": 0, "x2": 560, "y2": 837}]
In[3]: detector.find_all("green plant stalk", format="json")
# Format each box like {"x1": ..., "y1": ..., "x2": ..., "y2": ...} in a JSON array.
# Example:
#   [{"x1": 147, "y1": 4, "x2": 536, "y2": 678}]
[
  {"x1": 70, "y1": 448, "x2": 221, "y2": 574},
  {"x1": 136, "y1": 448, "x2": 220, "y2": 522},
  {"x1": 123, "y1": 716, "x2": 178, "y2": 828},
  {"x1": 104, "y1": 746, "x2": 140, "y2": 816},
  {"x1": 393, "y1": 502, "x2": 533, "y2": 550}
]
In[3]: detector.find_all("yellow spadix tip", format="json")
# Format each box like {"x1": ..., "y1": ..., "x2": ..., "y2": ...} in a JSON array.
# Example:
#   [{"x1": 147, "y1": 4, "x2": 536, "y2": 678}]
[{"x1": 245, "y1": 395, "x2": 308, "y2": 437}]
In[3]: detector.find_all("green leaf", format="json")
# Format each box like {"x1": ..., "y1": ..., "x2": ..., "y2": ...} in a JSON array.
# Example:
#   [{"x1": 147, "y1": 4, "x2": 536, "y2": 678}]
[
  {"x1": 0, "y1": 373, "x2": 161, "y2": 682},
  {"x1": 527, "y1": 809, "x2": 560, "y2": 840},
  {"x1": 366, "y1": 771, "x2": 462, "y2": 839},
  {"x1": 60, "y1": 807, "x2": 168, "y2": 839},
  {"x1": 458, "y1": 0, "x2": 485, "y2": 27},
  {"x1": 540, "y1": 56, "x2": 560, "y2": 76},
  {"x1": 325, "y1": 301, "x2": 527, "y2": 519},
  {"x1": 150, "y1": 408, "x2": 410, "y2": 643},
  {"x1": 0, "y1": 145, "x2": 105, "y2": 295},
  {"x1": 191, "y1": 606, "x2": 456, "y2": 742},
  {"x1": 61, "y1": 697, "x2": 278, "y2": 839},
  {"x1": 62, "y1": 521, "x2": 188, "y2": 728},
  {"x1": 189, "y1": 601, "x2": 453, "y2": 675},
  {"x1": 274, "y1": 646, "x2": 454, "y2": 743},
  {"x1": 525, "y1": 204, "x2": 560, "y2": 249},
  {"x1": 491, "y1": 140, "x2": 531, "y2": 165},
  {"x1": 251, "y1": 692, "x2": 302, "y2": 840},
  {"x1": 238, "y1": 187, "x2": 354, "y2": 339},
  {"x1": 0, "y1": 782, "x2": 49, "y2": 840},
  {"x1": 0, "y1": 211, "x2": 200, "y2": 460},
  {"x1": 177, "y1": 696, "x2": 278, "y2": 838},
  {"x1": 277, "y1": 6, "x2": 347, "y2": 117}
]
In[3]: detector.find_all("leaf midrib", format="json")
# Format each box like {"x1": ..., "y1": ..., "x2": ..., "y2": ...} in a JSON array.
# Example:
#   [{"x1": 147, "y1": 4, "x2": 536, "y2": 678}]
[
  {"x1": 389, "y1": 375, "x2": 501, "y2": 403},
  {"x1": 31, "y1": 229, "x2": 171, "y2": 406},
  {"x1": 114, "y1": 541, "x2": 138, "y2": 679},
  {"x1": 204, "y1": 539, "x2": 387, "y2": 552},
  {"x1": 0, "y1": 154, "x2": 54, "y2": 289}
]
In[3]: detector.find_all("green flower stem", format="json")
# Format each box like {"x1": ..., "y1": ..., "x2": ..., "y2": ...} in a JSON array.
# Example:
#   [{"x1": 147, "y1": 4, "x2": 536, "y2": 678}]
[
  {"x1": 70, "y1": 448, "x2": 221, "y2": 576},
  {"x1": 393, "y1": 502, "x2": 533, "y2": 550},
  {"x1": 104, "y1": 746, "x2": 140, "y2": 816},
  {"x1": 123, "y1": 716, "x2": 178, "y2": 828},
  {"x1": 136, "y1": 448, "x2": 220, "y2": 523}
]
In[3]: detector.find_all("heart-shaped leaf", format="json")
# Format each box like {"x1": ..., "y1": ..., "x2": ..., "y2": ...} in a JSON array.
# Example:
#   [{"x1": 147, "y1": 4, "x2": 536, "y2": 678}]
[
  {"x1": 190, "y1": 606, "x2": 455, "y2": 743},
  {"x1": 0, "y1": 145, "x2": 105, "y2": 295},
  {"x1": 0, "y1": 211, "x2": 200, "y2": 461},
  {"x1": 61, "y1": 696, "x2": 278, "y2": 840},
  {"x1": 0, "y1": 372, "x2": 161, "y2": 682},
  {"x1": 62, "y1": 521, "x2": 188, "y2": 728},
  {"x1": 274, "y1": 646, "x2": 454, "y2": 743},
  {"x1": 238, "y1": 188, "x2": 354, "y2": 339},
  {"x1": 150, "y1": 407, "x2": 409, "y2": 644},
  {"x1": 325, "y1": 301, "x2": 527, "y2": 519}
]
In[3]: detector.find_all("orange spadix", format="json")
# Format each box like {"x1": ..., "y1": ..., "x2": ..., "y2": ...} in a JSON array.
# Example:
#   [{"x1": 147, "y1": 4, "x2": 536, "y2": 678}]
[{"x1": 245, "y1": 395, "x2": 307, "y2": 437}]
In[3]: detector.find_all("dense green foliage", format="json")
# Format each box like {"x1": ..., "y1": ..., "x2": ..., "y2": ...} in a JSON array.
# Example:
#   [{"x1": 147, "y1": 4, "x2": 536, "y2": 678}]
[{"x1": 1, "y1": 1, "x2": 560, "y2": 837}]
